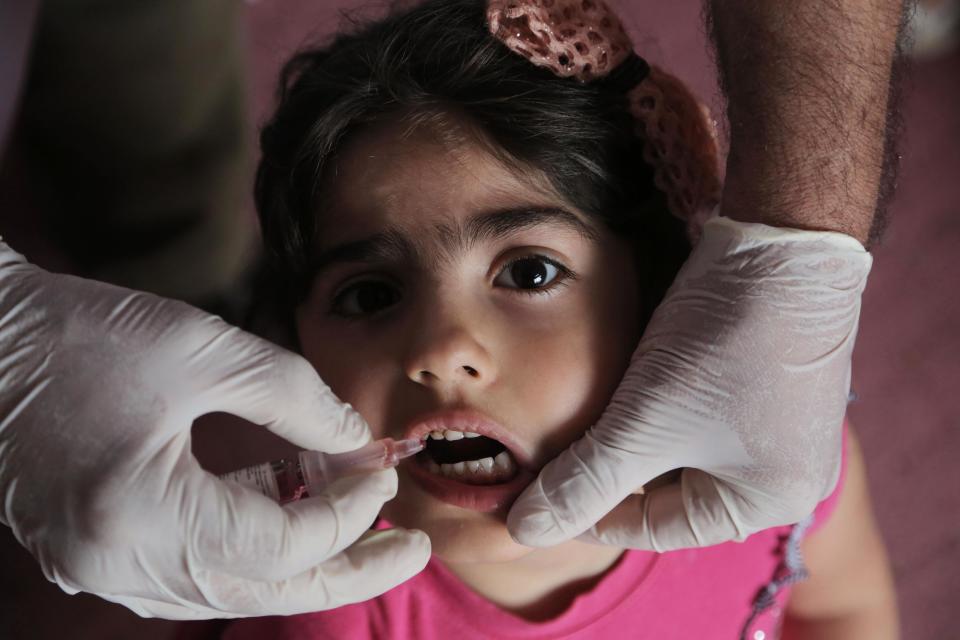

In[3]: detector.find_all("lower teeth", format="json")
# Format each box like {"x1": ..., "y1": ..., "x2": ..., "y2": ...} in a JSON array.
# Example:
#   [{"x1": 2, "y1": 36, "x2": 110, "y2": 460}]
[{"x1": 425, "y1": 451, "x2": 517, "y2": 484}]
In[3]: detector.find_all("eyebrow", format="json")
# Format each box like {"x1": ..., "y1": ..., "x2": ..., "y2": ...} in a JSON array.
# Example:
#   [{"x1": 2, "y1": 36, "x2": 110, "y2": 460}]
[{"x1": 308, "y1": 206, "x2": 600, "y2": 277}]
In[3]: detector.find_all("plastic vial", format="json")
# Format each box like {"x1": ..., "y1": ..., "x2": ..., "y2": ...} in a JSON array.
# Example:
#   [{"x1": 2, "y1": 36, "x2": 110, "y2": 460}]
[{"x1": 219, "y1": 437, "x2": 424, "y2": 504}]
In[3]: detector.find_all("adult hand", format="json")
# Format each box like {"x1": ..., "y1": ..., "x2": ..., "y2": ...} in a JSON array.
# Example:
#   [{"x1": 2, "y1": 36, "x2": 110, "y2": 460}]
[
  {"x1": 508, "y1": 0, "x2": 902, "y2": 551},
  {"x1": 507, "y1": 216, "x2": 871, "y2": 550},
  {"x1": 0, "y1": 241, "x2": 430, "y2": 618}
]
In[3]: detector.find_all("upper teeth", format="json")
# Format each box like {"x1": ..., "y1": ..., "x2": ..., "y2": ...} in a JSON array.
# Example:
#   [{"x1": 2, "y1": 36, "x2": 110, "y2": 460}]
[
  {"x1": 428, "y1": 429, "x2": 482, "y2": 440},
  {"x1": 421, "y1": 429, "x2": 518, "y2": 484}
]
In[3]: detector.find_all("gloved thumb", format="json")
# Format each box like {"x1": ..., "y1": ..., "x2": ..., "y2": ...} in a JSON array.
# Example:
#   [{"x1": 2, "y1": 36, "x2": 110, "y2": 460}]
[
  {"x1": 573, "y1": 468, "x2": 749, "y2": 551},
  {"x1": 506, "y1": 429, "x2": 675, "y2": 547},
  {"x1": 171, "y1": 312, "x2": 372, "y2": 454}
]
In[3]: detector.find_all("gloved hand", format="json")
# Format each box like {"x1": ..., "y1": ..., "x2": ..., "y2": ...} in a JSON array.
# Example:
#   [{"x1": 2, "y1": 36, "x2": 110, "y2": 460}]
[
  {"x1": 0, "y1": 241, "x2": 430, "y2": 618},
  {"x1": 507, "y1": 216, "x2": 872, "y2": 551}
]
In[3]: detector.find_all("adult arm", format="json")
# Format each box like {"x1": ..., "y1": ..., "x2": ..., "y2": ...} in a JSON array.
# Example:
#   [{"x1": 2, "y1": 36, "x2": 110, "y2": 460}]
[
  {"x1": 711, "y1": 0, "x2": 905, "y2": 244},
  {"x1": 0, "y1": 243, "x2": 430, "y2": 618},
  {"x1": 507, "y1": 0, "x2": 905, "y2": 550}
]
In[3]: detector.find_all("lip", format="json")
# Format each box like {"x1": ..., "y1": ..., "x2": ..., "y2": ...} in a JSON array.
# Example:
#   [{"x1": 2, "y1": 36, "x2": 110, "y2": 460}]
[
  {"x1": 401, "y1": 406, "x2": 537, "y2": 513},
  {"x1": 403, "y1": 407, "x2": 535, "y2": 471},
  {"x1": 402, "y1": 459, "x2": 535, "y2": 513}
]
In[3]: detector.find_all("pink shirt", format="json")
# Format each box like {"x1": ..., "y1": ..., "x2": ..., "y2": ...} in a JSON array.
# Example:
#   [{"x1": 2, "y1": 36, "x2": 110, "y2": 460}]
[{"x1": 187, "y1": 426, "x2": 847, "y2": 640}]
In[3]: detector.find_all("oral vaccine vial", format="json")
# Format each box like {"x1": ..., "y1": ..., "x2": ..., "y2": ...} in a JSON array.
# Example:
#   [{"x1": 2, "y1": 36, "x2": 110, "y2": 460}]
[{"x1": 219, "y1": 437, "x2": 424, "y2": 503}]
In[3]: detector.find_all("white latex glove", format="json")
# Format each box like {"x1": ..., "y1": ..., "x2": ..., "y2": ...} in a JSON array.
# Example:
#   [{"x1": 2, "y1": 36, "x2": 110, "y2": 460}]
[
  {"x1": 0, "y1": 241, "x2": 430, "y2": 618},
  {"x1": 507, "y1": 216, "x2": 872, "y2": 551}
]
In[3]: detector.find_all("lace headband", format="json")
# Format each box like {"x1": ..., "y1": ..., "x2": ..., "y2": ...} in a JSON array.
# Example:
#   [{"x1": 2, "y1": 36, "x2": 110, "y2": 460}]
[{"x1": 487, "y1": 0, "x2": 721, "y2": 240}]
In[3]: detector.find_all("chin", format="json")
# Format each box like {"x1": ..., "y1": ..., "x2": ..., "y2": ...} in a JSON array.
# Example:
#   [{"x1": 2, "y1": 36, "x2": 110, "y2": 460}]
[{"x1": 382, "y1": 473, "x2": 536, "y2": 565}]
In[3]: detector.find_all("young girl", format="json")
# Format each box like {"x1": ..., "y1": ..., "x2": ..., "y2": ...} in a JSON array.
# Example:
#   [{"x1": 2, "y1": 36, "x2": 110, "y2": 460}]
[{"x1": 200, "y1": 0, "x2": 899, "y2": 637}]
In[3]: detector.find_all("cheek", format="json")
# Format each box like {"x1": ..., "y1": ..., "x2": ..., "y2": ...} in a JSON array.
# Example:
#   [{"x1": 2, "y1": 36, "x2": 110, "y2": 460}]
[
  {"x1": 498, "y1": 280, "x2": 640, "y2": 464},
  {"x1": 296, "y1": 314, "x2": 393, "y2": 439}
]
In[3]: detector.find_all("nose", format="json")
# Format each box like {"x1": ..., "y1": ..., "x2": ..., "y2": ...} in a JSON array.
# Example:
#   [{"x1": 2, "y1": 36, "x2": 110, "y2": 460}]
[{"x1": 402, "y1": 304, "x2": 496, "y2": 389}]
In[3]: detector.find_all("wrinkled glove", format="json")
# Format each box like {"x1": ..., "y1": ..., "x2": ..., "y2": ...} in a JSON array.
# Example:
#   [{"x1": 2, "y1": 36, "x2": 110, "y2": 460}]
[
  {"x1": 507, "y1": 216, "x2": 872, "y2": 551},
  {"x1": 0, "y1": 241, "x2": 430, "y2": 618}
]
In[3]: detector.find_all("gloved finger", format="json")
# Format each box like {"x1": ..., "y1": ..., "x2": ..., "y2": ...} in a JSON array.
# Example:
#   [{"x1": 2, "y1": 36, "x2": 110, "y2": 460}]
[
  {"x1": 506, "y1": 430, "x2": 676, "y2": 548},
  {"x1": 199, "y1": 528, "x2": 432, "y2": 616},
  {"x1": 98, "y1": 593, "x2": 222, "y2": 620},
  {"x1": 183, "y1": 317, "x2": 371, "y2": 454},
  {"x1": 197, "y1": 467, "x2": 399, "y2": 582},
  {"x1": 574, "y1": 468, "x2": 745, "y2": 551},
  {"x1": 0, "y1": 240, "x2": 29, "y2": 267}
]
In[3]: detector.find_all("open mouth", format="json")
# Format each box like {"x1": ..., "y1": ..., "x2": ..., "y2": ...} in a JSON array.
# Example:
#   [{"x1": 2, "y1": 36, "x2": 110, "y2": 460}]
[
  {"x1": 416, "y1": 429, "x2": 518, "y2": 485},
  {"x1": 402, "y1": 410, "x2": 534, "y2": 512}
]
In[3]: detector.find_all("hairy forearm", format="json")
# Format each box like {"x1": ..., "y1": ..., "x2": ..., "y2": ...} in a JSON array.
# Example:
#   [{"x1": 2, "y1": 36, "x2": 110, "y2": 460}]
[{"x1": 706, "y1": 0, "x2": 907, "y2": 245}]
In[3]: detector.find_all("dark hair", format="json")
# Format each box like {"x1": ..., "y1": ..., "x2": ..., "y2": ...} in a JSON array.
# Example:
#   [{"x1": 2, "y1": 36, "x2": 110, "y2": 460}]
[{"x1": 252, "y1": 0, "x2": 690, "y2": 338}]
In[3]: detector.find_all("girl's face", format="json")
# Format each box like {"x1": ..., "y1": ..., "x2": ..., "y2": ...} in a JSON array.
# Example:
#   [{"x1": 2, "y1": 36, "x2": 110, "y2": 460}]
[{"x1": 296, "y1": 115, "x2": 641, "y2": 564}]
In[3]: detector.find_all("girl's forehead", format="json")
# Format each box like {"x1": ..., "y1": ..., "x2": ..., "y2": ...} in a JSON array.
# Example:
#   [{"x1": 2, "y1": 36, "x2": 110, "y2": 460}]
[{"x1": 319, "y1": 114, "x2": 578, "y2": 240}]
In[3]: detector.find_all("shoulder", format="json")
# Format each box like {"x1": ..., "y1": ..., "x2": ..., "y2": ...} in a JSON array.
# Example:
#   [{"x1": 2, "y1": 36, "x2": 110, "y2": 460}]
[
  {"x1": 785, "y1": 421, "x2": 900, "y2": 633},
  {"x1": 804, "y1": 419, "x2": 852, "y2": 537}
]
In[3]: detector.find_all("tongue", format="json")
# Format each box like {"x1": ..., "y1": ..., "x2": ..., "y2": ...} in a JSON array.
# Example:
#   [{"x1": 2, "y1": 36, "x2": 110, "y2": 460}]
[{"x1": 427, "y1": 436, "x2": 506, "y2": 464}]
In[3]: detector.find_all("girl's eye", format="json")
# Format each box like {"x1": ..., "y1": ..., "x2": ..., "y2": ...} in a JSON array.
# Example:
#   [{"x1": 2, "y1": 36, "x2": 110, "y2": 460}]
[
  {"x1": 331, "y1": 281, "x2": 400, "y2": 317},
  {"x1": 493, "y1": 255, "x2": 573, "y2": 293}
]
